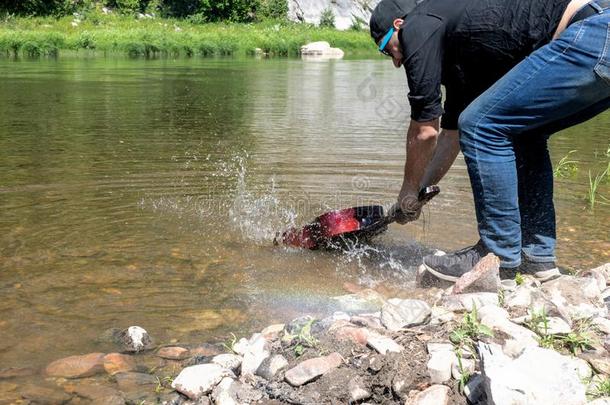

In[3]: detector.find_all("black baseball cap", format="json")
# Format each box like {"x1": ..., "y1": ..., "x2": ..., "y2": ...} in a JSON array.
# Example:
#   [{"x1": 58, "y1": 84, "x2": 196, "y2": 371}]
[{"x1": 370, "y1": 0, "x2": 422, "y2": 43}]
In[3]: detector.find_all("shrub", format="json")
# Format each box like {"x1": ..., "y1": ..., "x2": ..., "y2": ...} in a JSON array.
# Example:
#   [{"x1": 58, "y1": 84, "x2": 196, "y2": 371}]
[
  {"x1": 260, "y1": 0, "x2": 287, "y2": 20},
  {"x1": 319, "y1": 6, "x2": 335, "y2": 28}
]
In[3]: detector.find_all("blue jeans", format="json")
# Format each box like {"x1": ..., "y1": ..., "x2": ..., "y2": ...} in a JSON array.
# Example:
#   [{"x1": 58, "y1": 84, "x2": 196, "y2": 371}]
[{"x1": 458, "y1": 5, "x2": 610, "y2": 268}]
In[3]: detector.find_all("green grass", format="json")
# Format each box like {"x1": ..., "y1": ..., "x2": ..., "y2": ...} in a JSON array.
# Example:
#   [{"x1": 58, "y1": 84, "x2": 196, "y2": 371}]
[
  {"x1": 450, "y1": 305, "x2": 494, "y2": 351},
  {"x1": 586, "y1": 165, "x2": 609, "y2": 210},
  {"x1": 553, "y1": 150, "x2": 578, "y2": 178},
  {"x1": 0, "y1": 13, "x2": 378, "y2": 57}
]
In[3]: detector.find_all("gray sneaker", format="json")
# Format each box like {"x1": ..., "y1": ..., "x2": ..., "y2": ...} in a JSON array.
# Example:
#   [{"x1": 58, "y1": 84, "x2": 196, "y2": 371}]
[
  {"x1": 503, "y1": 257, "x2": 562, "y2": 282},
  {"x1": 422, "y1": 241, "x2": 489, "y2": 282}
]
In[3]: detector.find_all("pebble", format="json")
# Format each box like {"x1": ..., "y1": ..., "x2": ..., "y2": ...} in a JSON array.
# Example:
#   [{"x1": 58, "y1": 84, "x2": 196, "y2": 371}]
[
  {"x1": 261, "y1": 324, "x2": 285, "y2": 340},
  {"x1": 332, "y1": 325, "x2": 369, "y2": 345},
  {"x1": 157, "y1": 346, "x2": 190, "y2": 360},
  {"x1": 256, "y1": 354, "x2": 288, "y2": 380},
  {"x1": 103, "y1": 353, "x2": 137, "y2": 375},
  {"x1": 172, "y1": 364, "x2": 234, "y2": 399},
  {"x1": 115, "y1": 372, "x2": 157, "y2": 392},
  {"x1": 46, "y1": 353, "x2": 106, "y2": 378},
  {"x1": 348, "y1": 376, "x2": 371, "y2": 402},
  {"x1": 380, "y1": 299, "x2": 431, "y2": 331},
  {"x1": 427, "y1": 350, "x2": 456, "y2": 383},
  {"x1": 284, "y1": 352, "x2": 343, "y2": 386},
  {"x1": 366, "y1": 331, "x2": 404, "y2": 355}
]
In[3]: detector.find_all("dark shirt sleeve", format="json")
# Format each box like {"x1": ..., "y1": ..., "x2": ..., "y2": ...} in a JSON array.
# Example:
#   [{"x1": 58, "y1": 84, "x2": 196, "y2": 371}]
[
  {"x1": 441, "y1": 84, "x2": 461, "y2": 130},
  {"x1": 400, "y1": 14, "x2": 445, "y2": 123}
]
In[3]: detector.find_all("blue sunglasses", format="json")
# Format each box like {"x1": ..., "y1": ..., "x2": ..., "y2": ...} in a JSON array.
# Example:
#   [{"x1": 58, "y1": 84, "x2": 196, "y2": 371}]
[{"x1": 378, "y1": 27, "x2": 395, "y2": 56}]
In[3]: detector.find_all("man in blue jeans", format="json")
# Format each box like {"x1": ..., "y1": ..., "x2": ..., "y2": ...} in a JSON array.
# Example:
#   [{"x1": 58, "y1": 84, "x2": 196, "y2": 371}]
[{"x1": 371, "y1": 0, "x2": 610, "y2": 281}]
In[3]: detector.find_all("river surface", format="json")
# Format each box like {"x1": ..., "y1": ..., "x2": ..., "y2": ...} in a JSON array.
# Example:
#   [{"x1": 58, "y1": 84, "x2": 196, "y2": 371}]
[{"x1": 0, "y1": 57, "x2": 608, "y2": 373}]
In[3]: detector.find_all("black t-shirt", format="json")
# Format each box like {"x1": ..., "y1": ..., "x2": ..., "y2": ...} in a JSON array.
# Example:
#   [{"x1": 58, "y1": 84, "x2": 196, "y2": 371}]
[{"x1": 399, "y1": 0, "x2": 571, "y2": 129}]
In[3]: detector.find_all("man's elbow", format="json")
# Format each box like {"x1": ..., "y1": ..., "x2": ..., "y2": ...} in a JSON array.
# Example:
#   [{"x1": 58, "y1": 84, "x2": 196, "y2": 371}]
[{"x1": 409, "y1": 119, "x2": 440, "y2": 142}]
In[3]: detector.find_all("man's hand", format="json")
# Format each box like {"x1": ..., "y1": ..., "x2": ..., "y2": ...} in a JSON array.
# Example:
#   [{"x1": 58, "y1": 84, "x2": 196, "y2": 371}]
[{"x1": 389, "y1": 189, "x2": 425, "y2": 224}]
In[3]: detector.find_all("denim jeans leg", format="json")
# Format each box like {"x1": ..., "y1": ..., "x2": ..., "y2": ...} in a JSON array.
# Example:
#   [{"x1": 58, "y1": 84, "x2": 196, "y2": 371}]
[{"x1": 458, "y1": 11, "x2": 610, "y2": 267}]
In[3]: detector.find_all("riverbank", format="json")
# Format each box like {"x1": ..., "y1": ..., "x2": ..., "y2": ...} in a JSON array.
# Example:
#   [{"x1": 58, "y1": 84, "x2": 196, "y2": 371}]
[
  {"x1": 3, "y1": 259, "x2": 610, "y2": 404},
  {"x1": 0, "y1": 13, "x2": 377, "y2": 57}
]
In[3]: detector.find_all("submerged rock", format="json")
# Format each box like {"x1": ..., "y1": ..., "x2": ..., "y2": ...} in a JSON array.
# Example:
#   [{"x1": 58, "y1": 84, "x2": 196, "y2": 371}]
[
  {"x1": 117, "y1": 326, "x2": 154, "y2": 353},
  {"x1": 20, "y1": 385, "x2": 72, "y2": 404},
  {"x1": 157, "y1": 346, "x2": 190, "y2": 360},
  {"x1": 284, "y1": 352, "x2": 343, "y2": 386},
  {"x1": 46, "y1": 353, "x2": 105, "y2": 378},
  {"x1": 103, "y1": 353, "x2": 137, "y2": 375}
]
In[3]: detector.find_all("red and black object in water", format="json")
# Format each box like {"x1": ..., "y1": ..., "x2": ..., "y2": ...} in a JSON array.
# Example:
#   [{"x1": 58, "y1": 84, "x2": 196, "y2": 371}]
[{"x1": 275, "y1": 185, "x2": 440, "y2": 250}]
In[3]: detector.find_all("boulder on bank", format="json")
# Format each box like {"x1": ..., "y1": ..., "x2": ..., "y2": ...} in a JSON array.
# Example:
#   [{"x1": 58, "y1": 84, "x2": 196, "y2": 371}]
[
  {"x1": 171, "y1": 364, "x2": 234, "y2": 399},
  {"x1": 300, "y1": 41, "x2": 344, "y2": 59}
]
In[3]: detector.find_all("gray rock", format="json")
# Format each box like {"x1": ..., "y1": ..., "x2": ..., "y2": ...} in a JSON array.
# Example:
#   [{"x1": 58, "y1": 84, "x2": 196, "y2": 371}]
[
  {"x1": 593, "y1": 317, "x2": 610, "y2": 335},
  {"x1": 441, "y1": 292, "x2": 499, "y2": 311},
  {"x1": 284, "y1": 352, "x2": 342, "y2": 386},
  {"x1": 256, "y1": 354, "x2": 288, "y2": 380},
  {"x1": 212, "y1": 354, "x2": 242, "y2": 373},
  {"x1": 366, "y1": 331, "x2": 403, "y2": 354},
  {"x1": 380, "y1": 298, "x2": 431, "y2": 331},
  {"x1": 504, "y1": 285, "x2": 538, "y2": 310},
  {"x1": 427, "y1": 350, "x2": 456, "y2": 383},
  {"x1": 453, "y1": 253, "x2": 501, "y2": 294},
  {"x1": 171, "y1": 364, "x2": 234, "y2": 399},
  {"x1": 288, "y1": 0, "x2": 381, "y2": 30},
  {"x1": 20, "y1": 385, "x2": 72, "y2": 405},
  {"x1": 240, "y1": 334, "x2": 270, "y2": 376},
  {"x1": 478, "y1": 342, "x2": 587, "y2": 405},
  {"x1": 581, "y1": 352, "x2": 610, "y2": 375},
  {"x1": 211, "y1": 377, "x2": 262, "y2": 405},
  {"x1": 542, "y1": 276, "x2": 607, "y2": 320}
]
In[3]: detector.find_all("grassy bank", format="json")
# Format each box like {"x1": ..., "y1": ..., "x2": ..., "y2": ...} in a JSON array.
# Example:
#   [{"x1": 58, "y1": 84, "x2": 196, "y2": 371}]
[{"x1": 0, "y1": 13, "x2": 378, "y2": 58}]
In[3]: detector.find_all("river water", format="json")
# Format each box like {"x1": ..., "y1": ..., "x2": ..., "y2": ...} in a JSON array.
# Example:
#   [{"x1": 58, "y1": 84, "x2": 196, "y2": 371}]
[{"x1": 0, "y1": 57, "x2": 608, "y2": 373}]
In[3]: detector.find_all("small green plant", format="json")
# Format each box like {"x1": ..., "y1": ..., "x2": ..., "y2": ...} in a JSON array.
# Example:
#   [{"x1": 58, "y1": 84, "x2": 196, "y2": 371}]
[
  {"x1": 514, "y1": 272, "x2": 524, "y2": 286},
  {"x1": 319, "y1": 7, "x2": 335, "y2": 28},
  {"x1": 455, "y1": 348, "x2": 472, "y2": 394},
  {"x1": 283, "y1": 318, "x2": 318, "y2": 357},
  {"x1": 586, "y1": 166, "x2": 609, "y2": 210},
  {"x1": 349, "y1": 16, "x2": 366, "y2": 31},
  {"x1": 533, "y1": 316, "x2": 596, "y2": 355},
  {"x1": 221, "y1": 332, "x2": 238, "y2": 354},
  {"x1": 154, "y1": 375, "x2": 173, "y2": 394},
  {"x1": 553, "y1": 150, "x2": 578, "y2": 178},
  {"x1": 524, "y1": 308, "x2": 550, "y2": 336},
  {"x1": 591, "y1": 377, "x2": 610, "y2": 399},
  {"x1": 450, "y1": 305, "x2": 494, "y2": 350}
]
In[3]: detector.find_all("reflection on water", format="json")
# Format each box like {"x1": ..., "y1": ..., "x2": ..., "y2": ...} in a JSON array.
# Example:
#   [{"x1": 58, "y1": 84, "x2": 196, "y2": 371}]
[{"x1": 0, "y1": 57, "x2": 608, "y2": 371}]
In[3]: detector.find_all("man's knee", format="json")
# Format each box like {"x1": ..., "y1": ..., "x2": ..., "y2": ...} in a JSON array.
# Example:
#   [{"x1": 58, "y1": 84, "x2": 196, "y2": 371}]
[{"x1": 458, "y1": 107, "x2": 478, "y2": 149}]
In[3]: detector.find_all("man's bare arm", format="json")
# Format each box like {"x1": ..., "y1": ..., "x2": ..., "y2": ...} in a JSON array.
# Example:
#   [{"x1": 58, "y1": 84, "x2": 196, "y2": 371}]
[
  {"x1": 420, "y1": 129, "x2": 460, "y2": 187},
  {"x1": 400, "y1": 118, "x2": 440, "y2": 198}
]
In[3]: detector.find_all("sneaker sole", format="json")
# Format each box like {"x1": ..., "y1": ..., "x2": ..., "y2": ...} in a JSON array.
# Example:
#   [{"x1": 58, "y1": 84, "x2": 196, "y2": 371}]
[{"x1": 423, "y1": 262, "x2": 461, "y2": 282}]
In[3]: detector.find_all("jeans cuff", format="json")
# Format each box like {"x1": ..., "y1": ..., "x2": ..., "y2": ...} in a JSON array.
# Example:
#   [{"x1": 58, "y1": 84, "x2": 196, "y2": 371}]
[{"x1": 522, "y1": 251, "x2": 556, "y2": 263}]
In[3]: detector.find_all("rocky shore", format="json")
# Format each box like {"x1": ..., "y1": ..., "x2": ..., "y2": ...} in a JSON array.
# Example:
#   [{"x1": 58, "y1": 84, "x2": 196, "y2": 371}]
[{"x1": 2, "y1": 258, "x2": 610, "y2": 405}]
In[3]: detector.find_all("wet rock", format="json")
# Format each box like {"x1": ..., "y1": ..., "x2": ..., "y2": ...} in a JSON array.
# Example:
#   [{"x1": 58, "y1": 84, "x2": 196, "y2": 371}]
[
  {"x1": 211, "y1": 377, "x2": 262, "y2": 405},
  {"x1": 366, "y1": 331, "x2": 403, "y2": 354},
  {"x1": 261, "y1": 324, "x2": 285, "y2": 340},
  {"x1": 114, "y1": 371, "x2": 157, "y2": 392},
  {"x1": 20, "y1": 385, "x2": 72, "y2": 404},
  {"x1": 117, "y1": 326, "x2": 154, "y2": 353},
  {"x1": 380, "y1": 298, "x2": 431, "y2": 331},
  {"x1": 64, "y1": 383, "x2": 124, "y2": 404},
  {"x1": 348, "y1": 376, "x2": 371, "y2": 402},
  {"x1": 453, "y1": 254, "x2": 501, "y2": 294},
  {"x1": 171, "y1": 364, "x2": 234, "y2": 399},
  {"x1": 46, "y1": 353, "x2": 106, "y2": 378},
  {"x1": 331, "y1": 289, "x2": 386, "y2": 313},
  {"x1": 441, "y1": 292, "x2": 499, "y2": 311},
  {"x1": 478, "y1": 342, "x2": 587, "y2": 405},
  {"x1": 103, "y1": 353, "x2": 137, "y2": 375},
  {"x1": 284, "y1": 352, "x2": 343, "y2": 386},
  {"x1": 189, "y1": 343, "x2": 224, "y2": 357},
  {"x1": 240, "y1": 334, "x2": 270, "y2": 376},
  {"x1": 405, "y1": 384, "x2": 450, "y2": 405},
  {"x1": 331, "y1": 325, "x2": 369, "y2": 345},
  {"x1": 427, "y1": 350, "x2": 456, "y2": 383},
  {"x1": 542, "y1": 276, "x2": 607, "y2": 320},
  {"x1": 256, "y1": 354, "x2": 288, "y2": 380},
  {"x1": 0, "y1": 367, "x2": 36, "y2": 379},
  {"x1": 157, "y1": 346, "x2": 190, "y2": 360}
]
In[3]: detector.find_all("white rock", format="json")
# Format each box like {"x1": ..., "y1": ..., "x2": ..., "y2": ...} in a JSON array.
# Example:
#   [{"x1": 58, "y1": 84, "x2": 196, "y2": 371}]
[
  {"x1": 478, "y1": 342, "x2": 587, "y2": 405},
  {"x1": 240, "y1": 334, "x2": 270, "y2": 376},
  {"x1": 426, "y1": 342, "x2": 454, "y2": 354},
  {"x1": 288, "y1": 0, "x2": 381, "y2": 30},
  {"x1": 300, "y1": 41, "x2": 344, "y2": 59},
  {"x1": 256, "y1": 354, "x2": 288, "y2": 380},
  {"x1": 348, "y1": 377, "x2": 371, "y2": 402},
  {"x1": 588, "y1": 399, "x2": 610, "y2": 405},
  {"x1": 380, "y1": 299, "x2": 431, "y2": 331},
  {"x1": 441, "y1": 292, "x2": 499, "y2": 311},
  {"x1": 405, "y1": 384, "x2": 450, "y2": 405},
  {"x1": 477, "y1": 305, "x2": 509, "y2": 321},
  {"x1": 232, "y1": 338, "x2": 249, "y2": 356},
  {"x1": 502, "y1": 339, "x2": 527, "y2": 358},
  {"x1": 504, "y1": 285, "x2": 537, "y2": 309},
  {"x1": 119, "y1": 326, "x2": 153, "y2": 352},
  {"x1": 261, "y1": 324, "x2": 284, "y2": 340},
  {"x1": 211, "y1": 376, "x2": 261, "y2": 405},
  {"x1": 212, "y1": 354, "x2": 242, "y2": 373},
  {"x1": 366, "y1": 332, "x2": 403, "y2": 354},
  {"x1": 480, "y1": 312, "x2": 539, "y2": 347},
  {"x1": 172, "y1": 364, "x2": 234, "y2": 400},
  {"x1": 429, "y1": 306, "x2": 455, "y2": 325},
  {"x1": 427, "y1": 350, "x2": 456, "y2": 383},
  {"x1": 593, "y1": 317, "x2": 610, "y2": 335},
  {"x1": 543, "y1": 276, "x2": 608, "y2": 320},
  {"x1": 211, "y1": 377, "x2": 237, "y2": 405},
  {"x1": 452, "y1": 357, "x2": 476, "y2": 380}
]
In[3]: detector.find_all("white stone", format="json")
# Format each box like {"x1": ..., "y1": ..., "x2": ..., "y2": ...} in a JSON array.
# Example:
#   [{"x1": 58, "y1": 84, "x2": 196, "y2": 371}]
[
  {"x1": 504, "y1": 285, "x2": 537, "y2": 309},
  {"x1": 543, "y1": 276, "x2": 608, "y2": 320},
  {"x1": 366, "y1": 332, "x2": 403, "y2": 354},
  {"x1": 426, "y1": 342, "x2": 454, "y2": 354},
  {"x1": 480, "y1": 312, "x2": 538, "y2": 347},
  {"x1": 405, "y1": 384, "x2": 450, "y2": 405},
  {"x1": 300, "y1": 41, "x2": 344, "y2": 59},
  {"x1": 429, "y1": 306, "x2": 455, "y2": 325},
  {"x1": 427, "y1": 350, "x2": 456, "y2": 383},
  {"x1": 502, "y1": 339, "x2": 527, "y2": 358},
  {"x1": 477, "y1": 305, "x2": 509, "y2": 321},
  {"x1": 593, "y1": 317, "x2": 610, "y2": 335},
  {"x1": 348, "y1": 377, "x2": 371, "y2": 402},
  {"x1": 589, "y1": 399, "x2": 610, "y2": 405},
  {"x1": 240, "y1": 334, "x2": 270, "y2": 376},
  {"x1": 452, "y1": 357, "x2": 476, "y2": 380},
  {"x1": 441, "y1": 292, "x2": 499, "y2": 311},
  {"x1": 380, "y1": 299, "x2": 431, "y2": 331},
  {"x1": 211, "y1": 377, "x2": 237, "y2": 405},
  {"x1": 212, "y1": 354, "x2": 242, "y2": 373},
  {"x1": 478, "y1": 343, "x2": 587, "y2": 405},
  {"x1": 172, "y1": 364, "x2": 234, "y2": 400},
  {"x1": 232, "y1": 338, "x2": 249, "y2": 356}
]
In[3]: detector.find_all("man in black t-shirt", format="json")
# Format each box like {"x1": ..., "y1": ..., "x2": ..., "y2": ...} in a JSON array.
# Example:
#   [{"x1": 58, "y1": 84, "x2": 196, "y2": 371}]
[{"x1": 370, "y1": 0, "x2": 610, "y2": 281}]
